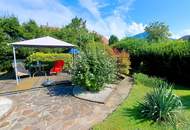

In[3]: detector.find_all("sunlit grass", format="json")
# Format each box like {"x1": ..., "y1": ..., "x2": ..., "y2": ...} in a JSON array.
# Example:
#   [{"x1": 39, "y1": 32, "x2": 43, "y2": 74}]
[{"x1": 93, "y1": 75, "x2": 190, "y2": 130}]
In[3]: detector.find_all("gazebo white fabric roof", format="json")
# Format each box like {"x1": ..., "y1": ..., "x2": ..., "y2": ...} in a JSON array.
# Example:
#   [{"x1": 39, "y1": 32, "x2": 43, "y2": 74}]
[
  {"x1": 11, "y1": 36, "x2": 75, "y2": 48},
  {"x1": 11, "y1": 36, "x2": 75, "y2": 85}
]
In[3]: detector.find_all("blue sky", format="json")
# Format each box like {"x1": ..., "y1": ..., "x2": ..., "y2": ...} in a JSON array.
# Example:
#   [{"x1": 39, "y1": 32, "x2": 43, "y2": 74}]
[{"x1": 0, "y1": 0, "x2": 190, "y2": 39}]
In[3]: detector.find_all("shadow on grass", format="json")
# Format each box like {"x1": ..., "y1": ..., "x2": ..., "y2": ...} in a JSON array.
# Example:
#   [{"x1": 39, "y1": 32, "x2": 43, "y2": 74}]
[
  {"x1": 180, "y1": 95, "x2": 190, "y2": 110},
  {"x1": 122, "y1": 104, "x2": 190, "y2": 130},
  {"x1": 121, "y1": 106, "x2": 181, "y2": 129},
  {"x1": 173, "y1": 85, "x2": 190, "y2": 110},
  {"x1": 122, "y1": 106, "x2": 155, "y2": 125},
  {"x1": 174, "y1": 84, "x2": 190, "y2": 90}
]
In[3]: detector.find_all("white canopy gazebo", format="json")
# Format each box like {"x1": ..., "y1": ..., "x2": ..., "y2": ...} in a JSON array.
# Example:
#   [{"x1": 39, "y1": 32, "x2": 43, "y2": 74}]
[{"x1": 11, "y1": 36, "x2": 75, "y2": 84}]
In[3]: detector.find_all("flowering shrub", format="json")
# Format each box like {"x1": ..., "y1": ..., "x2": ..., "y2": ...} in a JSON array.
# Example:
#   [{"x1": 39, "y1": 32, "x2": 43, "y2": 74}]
[
  {"x1": 102, "y1": 48, "x2": 131, "y2": 75},
  {"x1": 115, "y1": 50, "x2": 131, "y2": 75},
  {"x1": 72, "y1": 43, "x2": 117, "y2": 91}
]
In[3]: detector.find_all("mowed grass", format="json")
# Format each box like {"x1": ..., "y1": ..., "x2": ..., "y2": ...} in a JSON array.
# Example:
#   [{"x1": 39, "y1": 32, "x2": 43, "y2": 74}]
[{"x1": 93, "y1": 75, "x2": 190, "y2": 130}]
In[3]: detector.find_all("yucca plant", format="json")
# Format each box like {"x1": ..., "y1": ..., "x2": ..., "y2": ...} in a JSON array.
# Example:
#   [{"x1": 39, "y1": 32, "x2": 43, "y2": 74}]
[{"x1": 138, "y1": 84, "x2": 182, "y2": 124}]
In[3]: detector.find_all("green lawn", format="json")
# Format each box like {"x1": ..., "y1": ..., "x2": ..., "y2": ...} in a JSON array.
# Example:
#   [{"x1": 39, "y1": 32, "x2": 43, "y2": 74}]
[{"x1": 93, "y1": 76, "x2": 190, "y2": 130}]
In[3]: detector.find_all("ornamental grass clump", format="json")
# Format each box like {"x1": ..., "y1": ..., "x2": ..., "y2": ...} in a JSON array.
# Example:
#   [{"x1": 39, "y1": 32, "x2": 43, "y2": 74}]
[
  {"x1": 72, "y1": 43, "x2": 117, "y2": 91},
  {"x1": 138, "y1": 83, "x2": 183, "y2": 124}
]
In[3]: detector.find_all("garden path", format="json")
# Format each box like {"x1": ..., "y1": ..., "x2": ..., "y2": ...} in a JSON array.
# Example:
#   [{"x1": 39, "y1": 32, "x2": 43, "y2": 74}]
[{"x1": 0, "y1": 77, "x2": 133, "y2": 130}]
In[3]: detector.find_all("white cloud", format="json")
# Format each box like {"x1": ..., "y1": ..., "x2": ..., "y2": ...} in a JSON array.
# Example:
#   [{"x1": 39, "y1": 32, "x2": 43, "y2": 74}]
[
  {"x1": 87, "y1": 16, "x2": 145, "y2": 39},
  {"x1": 126, "y1": 22, "x2": 145, "y2": 36},
  {"x1": 0, "y1": 0, "x2": 75, "y2": 26},
  {"x1": 171, "y1": 33, "x2": 181, "y2": 39},
  {"x1": 80, "y1": 0, "x2": 144, "y2": 39},
  {"x1": 79, "y1": 0, "x2": 101, "y2": 19},
  {"x1": 114, "y1": 0, "x2": 135, "y2": 17},
  {"x1": 0, "y1": 0, "x2": 144, "y2": 39},
  {"x1": 171, "y1": 29, "x2": 190, "y2": 39}
]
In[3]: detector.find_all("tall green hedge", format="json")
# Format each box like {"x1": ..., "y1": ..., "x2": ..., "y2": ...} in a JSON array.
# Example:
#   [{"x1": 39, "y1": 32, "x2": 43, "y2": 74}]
[
  {"x1": 113, "y1": 39, "x2": 190, "y2": 83},
  {"x1": 26, "y1": 52, "x2": 73, "y2": 71}
]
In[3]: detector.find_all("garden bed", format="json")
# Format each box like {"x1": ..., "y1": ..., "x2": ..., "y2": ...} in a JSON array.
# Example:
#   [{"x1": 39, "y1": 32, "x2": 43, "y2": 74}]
[{"x1": 73, "y1": 74, "x2": 126, "y2": 104}]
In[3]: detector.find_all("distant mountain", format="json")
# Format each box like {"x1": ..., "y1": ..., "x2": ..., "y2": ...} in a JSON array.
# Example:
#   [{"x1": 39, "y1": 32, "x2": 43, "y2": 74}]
[
  {"x1": 131, "y1": 32, "x2": 148, "y2": 39},
  {"x1": 179, "y1": 35, "x2": 190, "y2": 41}
]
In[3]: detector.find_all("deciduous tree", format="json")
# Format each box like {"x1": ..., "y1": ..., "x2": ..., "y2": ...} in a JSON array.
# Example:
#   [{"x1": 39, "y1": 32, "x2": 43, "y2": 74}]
[
  {"x1": 145, "y1": 21, "x2": 171, "y2": 42},
  {"x1": 109, "y1": 35, "x2": 119, "y2": 45}
]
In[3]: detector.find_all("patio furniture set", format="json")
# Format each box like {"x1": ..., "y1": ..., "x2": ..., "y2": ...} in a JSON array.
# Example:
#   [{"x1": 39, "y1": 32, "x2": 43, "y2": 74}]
[
  {"x1": 12, "y1": 60, "x2": 65, "y2": 82},
  {"x1": 11, "y1": 36, "x2": 76, "y2": 85}
]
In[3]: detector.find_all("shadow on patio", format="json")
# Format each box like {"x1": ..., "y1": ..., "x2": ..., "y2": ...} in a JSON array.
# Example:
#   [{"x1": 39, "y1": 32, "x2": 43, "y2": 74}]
[
  {"x1": 47, "y1": 84, "x2": 73, "y2": 96},
  {"x1": 0, "y1": 73, "x2": 73, "y2": 96}
]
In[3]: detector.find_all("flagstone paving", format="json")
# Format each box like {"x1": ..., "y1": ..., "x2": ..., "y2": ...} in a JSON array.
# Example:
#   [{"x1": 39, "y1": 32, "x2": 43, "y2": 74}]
[{"x1": 0, "y1": 77, "x2": 133, "y2": 130}]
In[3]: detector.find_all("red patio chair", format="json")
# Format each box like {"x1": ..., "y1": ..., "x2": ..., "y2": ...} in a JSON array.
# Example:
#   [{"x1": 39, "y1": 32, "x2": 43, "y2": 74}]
[{"x1": 50, "y1": 60, "x2": 64, "y2": 74}]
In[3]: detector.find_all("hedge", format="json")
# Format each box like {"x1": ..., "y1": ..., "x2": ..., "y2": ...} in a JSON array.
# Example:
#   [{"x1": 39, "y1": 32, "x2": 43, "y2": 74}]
[
  {"x1": 113, "y1": 39, "x2": 190, "y2": 83},
  {"x1": 26, "y1": 52, "x2": 73, "y2": 71}
]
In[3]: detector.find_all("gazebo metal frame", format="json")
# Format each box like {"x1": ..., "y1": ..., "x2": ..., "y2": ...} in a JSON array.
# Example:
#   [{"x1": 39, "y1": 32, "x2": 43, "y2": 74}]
[{"x1": 11, "y1": 36, "x2": 75, "y2": 84}]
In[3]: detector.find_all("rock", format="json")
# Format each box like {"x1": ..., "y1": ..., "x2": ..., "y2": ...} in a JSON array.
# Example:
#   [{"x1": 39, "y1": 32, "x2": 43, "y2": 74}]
[
  {"x1": 23, "y1": 126, "x2": 32, "y2": 130},
  {"x1": 0, "y1": 121, "x2": 9, "y2": 128},
  {"x1": 22, "y1": 109, "x2": 33, "y2": 116},
  {"x1": 0, "y1": 97, "x2": 13, "y2": 120}
]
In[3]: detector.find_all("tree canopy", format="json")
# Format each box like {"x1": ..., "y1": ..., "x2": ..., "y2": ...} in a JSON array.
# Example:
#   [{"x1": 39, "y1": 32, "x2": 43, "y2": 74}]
[
  {"x1": 145, "y1": 21, "x2": 171, "y2": 42},
  {"x1": 55, "y1": 17, "x2": 101, "y2": 47},
  {"x1": 109, "y1": 35, "x2": 119, "y2": 45},
  {"x1": 22, "y1": 20, "x2": 42, "y2": 39},
  {"x1": 0, "y1": 16, "x2": 103, "y2": 71}
]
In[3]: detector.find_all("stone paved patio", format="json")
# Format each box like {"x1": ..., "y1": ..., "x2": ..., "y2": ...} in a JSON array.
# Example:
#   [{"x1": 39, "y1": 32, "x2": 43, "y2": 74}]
[
  {"x1": 0, "y1": 74, "x2": 70, "y2": 94},
  {"x1": 0, "y1": 77, "x2": 133, "y2": 130}
]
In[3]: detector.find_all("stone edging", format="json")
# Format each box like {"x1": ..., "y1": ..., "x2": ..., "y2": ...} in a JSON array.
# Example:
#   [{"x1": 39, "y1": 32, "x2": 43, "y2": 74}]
[
  {"x1": 72, "y1": 75, "x2": 127, "y2": 104},
  {"x1": 0, "y1": 97, "x2": 14, "y2": 121}
]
